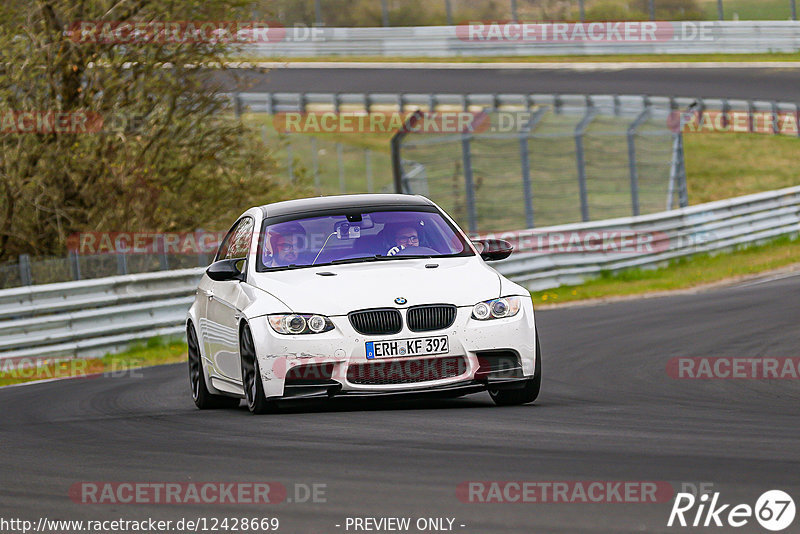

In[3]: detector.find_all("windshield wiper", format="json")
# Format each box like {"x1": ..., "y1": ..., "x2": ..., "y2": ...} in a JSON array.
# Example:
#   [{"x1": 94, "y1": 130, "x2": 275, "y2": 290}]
[
  {"x1": 270, "y1": 254, "x2": 436, "y2": 270},
  {"x1": 268, "y1": 263, "x2": 311, "y2": 271},
  {"x1": 330, "y1": 255, "x2": 387, "y2": 265},
  {"x1": 330, "y1": 254, "x2": 436, "y2": 264}
]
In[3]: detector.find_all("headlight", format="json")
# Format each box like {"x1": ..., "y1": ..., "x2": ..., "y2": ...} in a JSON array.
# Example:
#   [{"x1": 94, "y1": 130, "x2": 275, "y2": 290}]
[
  {"x1": 471, "y1": 297, "x2": 522, "y2": 320},
  {"x1": 268, "y1": 314, "x2": 334, "y2": 334}
]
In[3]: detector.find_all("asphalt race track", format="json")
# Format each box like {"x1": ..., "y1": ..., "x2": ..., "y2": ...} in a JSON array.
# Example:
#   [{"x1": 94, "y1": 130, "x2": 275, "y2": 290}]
[
  {"x1": 2, "y1": 273, "x2": 799, "y2": 533},
  {"x1": 225, "y1": 66, "x2": 800, "y2": 102}
]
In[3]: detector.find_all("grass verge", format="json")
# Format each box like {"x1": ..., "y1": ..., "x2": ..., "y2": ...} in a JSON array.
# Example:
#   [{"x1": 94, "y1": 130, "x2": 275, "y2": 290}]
[
  {"x1": 531, "y1": 234, "x2": 800, "y2": 306},
  {"x1": 0, "y1": 337, "x2": 187, "y2": 387},
  {"x1": 684, "y1": 133, "x2": 800, "y2": 204}
]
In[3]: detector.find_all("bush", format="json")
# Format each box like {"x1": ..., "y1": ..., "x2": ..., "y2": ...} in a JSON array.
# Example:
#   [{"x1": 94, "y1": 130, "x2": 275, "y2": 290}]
[{"x1": 0, "y1": 1, "x2": 308, "y2": 261}]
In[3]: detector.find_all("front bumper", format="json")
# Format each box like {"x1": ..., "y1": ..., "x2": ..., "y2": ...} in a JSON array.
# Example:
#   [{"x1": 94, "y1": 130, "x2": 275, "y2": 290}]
[{"x1": 247, "y1": 299, "x2": 537, "y2": 400}]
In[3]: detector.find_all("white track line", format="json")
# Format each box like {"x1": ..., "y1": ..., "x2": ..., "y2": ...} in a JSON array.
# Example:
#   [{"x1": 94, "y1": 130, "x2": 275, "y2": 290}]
[
  {"x1": 734, "y1": 270, "x2": 800, "y2": 288},
  {"x1": 230, "y1": 61, "x2": 800, "y2": 70}
]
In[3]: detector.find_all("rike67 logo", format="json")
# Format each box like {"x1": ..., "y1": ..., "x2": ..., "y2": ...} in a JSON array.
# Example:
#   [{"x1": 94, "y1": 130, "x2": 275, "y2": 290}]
[{"x1": 668, "y1": 490, "x2": 795, "y2": 531}]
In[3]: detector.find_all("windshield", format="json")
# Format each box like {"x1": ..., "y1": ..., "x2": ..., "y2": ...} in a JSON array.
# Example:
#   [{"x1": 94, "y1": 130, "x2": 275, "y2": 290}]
[{"x1": 256, "y1": 208, "x2": 472, "y2": 271}]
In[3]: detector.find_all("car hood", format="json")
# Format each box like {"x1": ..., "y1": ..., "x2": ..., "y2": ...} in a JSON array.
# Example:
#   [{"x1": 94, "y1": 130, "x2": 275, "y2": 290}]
[{"x1": 247, "y1": 256, "x2": 501, "y2": 316}]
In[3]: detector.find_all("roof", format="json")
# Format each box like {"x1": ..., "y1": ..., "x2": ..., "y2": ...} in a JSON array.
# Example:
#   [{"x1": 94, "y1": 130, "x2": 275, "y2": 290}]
[{"x1": 259, "y1": 194, "x2": 435, "y2": 219}]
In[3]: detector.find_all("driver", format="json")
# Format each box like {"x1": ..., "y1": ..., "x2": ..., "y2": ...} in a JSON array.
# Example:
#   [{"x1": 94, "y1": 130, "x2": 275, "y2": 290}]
[
  {"x1": 263, "y1": 222, "x2": 307, "y2": 267},
  {"x1": 386, "y1": 225, "x2": 420, "y2": 256}
]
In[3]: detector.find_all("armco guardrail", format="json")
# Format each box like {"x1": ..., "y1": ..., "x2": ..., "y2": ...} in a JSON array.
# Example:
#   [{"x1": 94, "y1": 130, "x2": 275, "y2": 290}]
[
  {"x1": 242, "y1": 21, "x2": 800, "y2": 57},
  {"x1": 0, "y1": 268, "x2": 204, "y2": 362},
  {"x1": 494, "y1": 186, "x2": 800, "y2": 290},
  {"x1": 1, "y1": 186, "x2": 798, "y2": 363}
]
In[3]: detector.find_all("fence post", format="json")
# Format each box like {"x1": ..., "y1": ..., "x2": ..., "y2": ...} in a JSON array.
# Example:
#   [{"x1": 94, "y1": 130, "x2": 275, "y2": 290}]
[
  {"x1": 461, "y1": 133, "x2": 478, "y2": 234},
  {"x1": 627, "y1": 108, "x2": 651, "y2": 217},
  {"x1": 366, "y1": 149, "x2": 374, "y2": 193},
  {"x1": 677, "y1": 134, "x2": 689, "y2": 208},
  {"x1": 519, "y1": 107, "x2": 547, "y2": 229},
  {"x1": 337, "y1": 142, "x2": 346, "y2": 193},
  {"x1": 717, "y1": 0, "x2": 724, "y2": 20},
  {"x1": 578, "y1": 0, "x2": 585, "y2": 22},
  {"x1": 314, "y1": 0, "x2": 323, "y2": 25},
  {"x1": 445, "y1": 0, "x2": 453, "y2": 25},
  {"x1": 116, "y1": 253, "x2": 128, "y2": 275},
  {"x1": 197, "y1": 229, "x2": 210, "y2": 267},
  {"x1": 796, "y1": 103, "x2": 800, "y2": 138},
  {"x1": 721, "y1": 98, "x2": 730, "y2": 129},
  {"x1": 771, "y1": 101, "x2": 780, "y2": 134},
  {"x1": 649, "y1": 0, "x2": 655, "y2": 20},
  {"x1": 667, "y1": 133, "x2": 689, "y2": 210},
  {"x1": 18, "y1": 254, "x2": 32, "y2": 286},
  {"x1": 519, "y1": 136, "x2": 534, "y2": 229},
  {"x1": 574, "y1": 108, "x2": 597, "y2": 222},
  {"x1": 391, "y1": 110, "x2": 423, "y2": 194},
  {"x1": 311, "y1": 137, "x2": 321, "y2": 192},
  {"x1": 68, "y1": 250, "x2": 81, "y2": 280},
  {"x1": 793, "y1": 0, "x2": 797, "y2": 21},
  {"x1": 233, "y1": 92, "x2": 242, "y2": 118},
  {"x1": 157, "y1": 235, "x2": 169, "y2": 270},
  {"x1": 381, "y1": 0, "x2": 389, "y2": 26},
  {"x1": 511, "y1": 0, "x2": 518, "y2": 21}
]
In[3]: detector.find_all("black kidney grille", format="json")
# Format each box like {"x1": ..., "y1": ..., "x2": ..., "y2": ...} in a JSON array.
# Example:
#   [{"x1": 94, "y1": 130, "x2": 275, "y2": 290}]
[
  {"x1": 348, "y1": 309, "x2": 403, "y2": 336},
  {"x1": 407, "y1": 305, "x2": 457, "y2": 332}
]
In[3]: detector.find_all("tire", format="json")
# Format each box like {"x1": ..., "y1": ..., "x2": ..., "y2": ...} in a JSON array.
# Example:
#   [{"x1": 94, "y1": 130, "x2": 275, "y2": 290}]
[
  {"x1": 187, "y1": 323, "x2": 240, "y2": 410},
  {"x1": 489, "y1": 330, "x2": 542, "y2": 407},
  {"x1": 240, "y1": 323, "x2": 277, "y2": 414}
]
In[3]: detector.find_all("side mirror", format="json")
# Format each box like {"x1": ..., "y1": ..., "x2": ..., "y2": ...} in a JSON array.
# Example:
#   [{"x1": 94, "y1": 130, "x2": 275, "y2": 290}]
[
  {"x1": 206, "y1": 258, "x2": 246, "y2": 282},
  {"x1": 472, "y1": 239, "x2": 513, "y2": 262}
]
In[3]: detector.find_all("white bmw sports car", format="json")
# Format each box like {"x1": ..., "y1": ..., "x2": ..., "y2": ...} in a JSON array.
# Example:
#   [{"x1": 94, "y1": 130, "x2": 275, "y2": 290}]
[{"x1": 187, "y1": 194, "x2": 541, "y2": 413}]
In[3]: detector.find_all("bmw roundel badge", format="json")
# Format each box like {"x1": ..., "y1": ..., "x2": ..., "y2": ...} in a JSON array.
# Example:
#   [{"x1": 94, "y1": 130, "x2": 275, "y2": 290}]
[{"x1": 395, "y1": 297, "x2": 407, "y2": 305}]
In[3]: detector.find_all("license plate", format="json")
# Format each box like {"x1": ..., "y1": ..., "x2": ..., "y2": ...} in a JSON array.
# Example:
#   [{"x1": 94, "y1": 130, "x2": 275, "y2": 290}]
[{"x1": 365, "y1": 336, "x2": 449, "y2": 359}]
